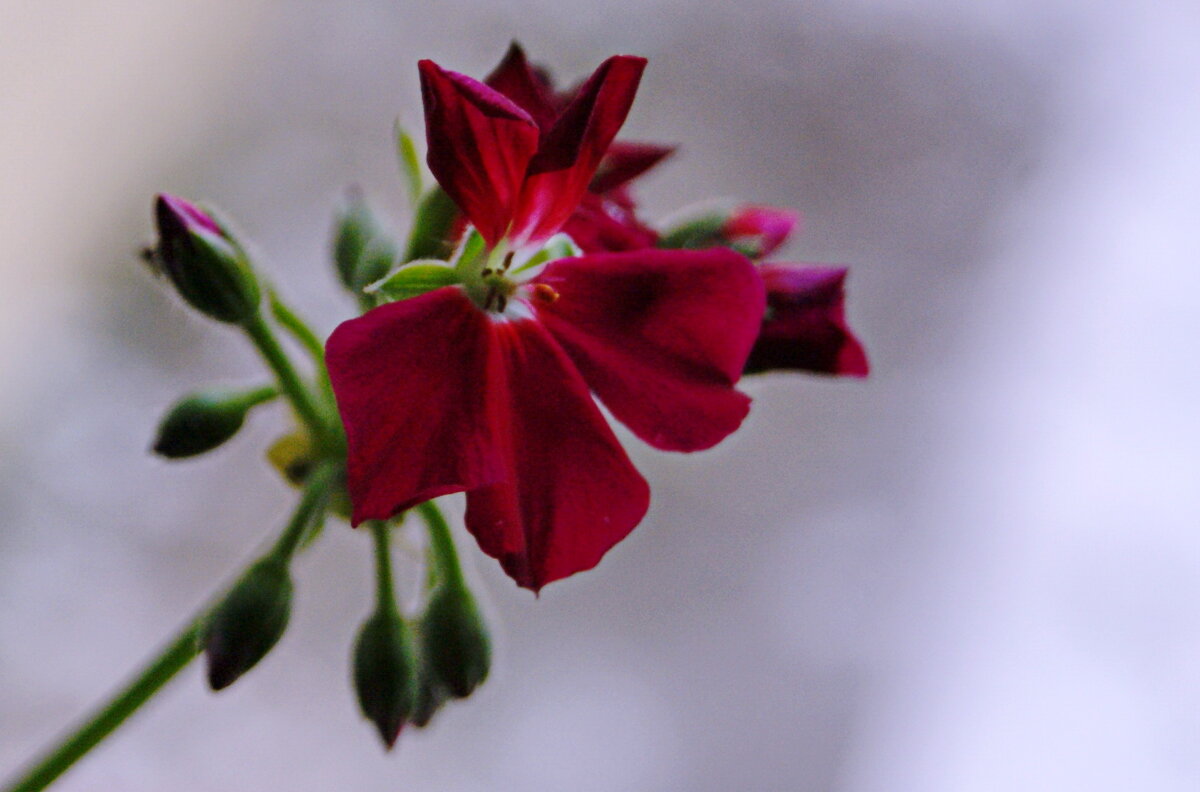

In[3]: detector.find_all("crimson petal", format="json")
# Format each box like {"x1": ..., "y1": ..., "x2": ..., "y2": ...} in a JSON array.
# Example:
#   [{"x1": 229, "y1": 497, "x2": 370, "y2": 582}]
[
  {"x1": 484, "y1": 42, "x2": 559, "y2": 132},
  {"x1": 562, "y1": 192, "x2": 659, "y2": 253},
  {"x1": 746, "y1": 265, "x2": 869, "y2": 376},
  {"x1": 326, "y1": 288, "x2": 507, "y2": 524},
  {"x1": 419, "y1": 60, "x2": 540, "y2": 247},
  {"x1": 533, "y1": 249, "x2": 765, "y2": 452},
  {"x1": 464, "y1": 319, "x2": 650, "y2": 592},
  {"x1": 510, "y1": 55, "x2": 646, "y2": 245},
  {"x1": 589, "y1": 141, "x2": 676, "y2": 194}
]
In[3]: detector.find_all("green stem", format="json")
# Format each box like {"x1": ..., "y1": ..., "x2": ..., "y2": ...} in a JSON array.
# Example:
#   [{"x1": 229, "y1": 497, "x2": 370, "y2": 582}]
[
  {"x1": 242, "y1": 312, "x2": 336, "y2": 452},
  {"x1": 416, "y1": 501, "x2": 464, "y2": 590},
  {"x1": 233, "y1": 384, "x2": 279, "y2": 410},
  {"x1": 0, "y1": 624, "x2": 202, "y2": 792},
  {"x1": 2, "y1": 467, "x2": 340, "y2": 792},
  {"x1": 267, "y1": 289, "x2": 339, "y2": 414},
  {"x1": 268, "y1": 461, "x2": 339, "y2": 562},
  {"x1": 369, "y1": 521, "x2": 399, "y2": 614}
]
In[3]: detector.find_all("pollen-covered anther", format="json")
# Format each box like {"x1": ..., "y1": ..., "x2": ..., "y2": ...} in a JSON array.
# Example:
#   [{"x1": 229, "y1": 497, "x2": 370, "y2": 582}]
[{"x1": 530, "y1": 283, "x2": 559, "y2": 304}]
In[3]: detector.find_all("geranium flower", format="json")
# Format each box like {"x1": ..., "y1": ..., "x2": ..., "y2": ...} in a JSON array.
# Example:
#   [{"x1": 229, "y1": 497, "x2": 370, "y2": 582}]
[{"x1": 326, "y1": 54, "x2": 766, "y2": 591}]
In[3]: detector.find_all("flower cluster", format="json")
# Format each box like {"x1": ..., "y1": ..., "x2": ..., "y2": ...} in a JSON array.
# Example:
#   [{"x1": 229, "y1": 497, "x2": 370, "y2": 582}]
[
  {"x1": 326, "y1": 44, "x2": 867, "y2": 592},
  {"x1": 118, "y1": 43, "x2": 869, "y2": 758}
]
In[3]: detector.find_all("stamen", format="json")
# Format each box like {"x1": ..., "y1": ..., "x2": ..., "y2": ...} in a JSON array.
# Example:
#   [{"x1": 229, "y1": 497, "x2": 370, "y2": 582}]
[
  {"x1": 531, "y1": 283, "x2": 560, "y2": 304},
  {"x1": 501, "y1": 251, "x2": 515, "y2": 272}
]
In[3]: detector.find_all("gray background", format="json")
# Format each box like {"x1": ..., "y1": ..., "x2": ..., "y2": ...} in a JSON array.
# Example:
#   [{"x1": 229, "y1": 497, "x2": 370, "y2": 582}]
[{"x1": 2, "y1": 0, "x2": 1198, "y2": 789}]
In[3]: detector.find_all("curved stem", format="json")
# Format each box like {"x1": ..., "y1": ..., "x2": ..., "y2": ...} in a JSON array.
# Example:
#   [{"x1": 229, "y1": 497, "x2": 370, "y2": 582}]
[
  {"x1": 2, "y1": 467, "x2": 340, "y2": 792},
  {"x1": 369, "y1": 521, "x2": 399, "y2": 614},
  {"x1": 233, "y1": 384, "x2": 279, "y2": 410},
  {"x1": 416, "y1": 501, "x2": 465, "y2": 591},
  {"x1": 1, "y1": 621, "x2": 202, "y2": 792},
  {"x1": 242, "y1": 312, "x2": 338, "y2": 453}
]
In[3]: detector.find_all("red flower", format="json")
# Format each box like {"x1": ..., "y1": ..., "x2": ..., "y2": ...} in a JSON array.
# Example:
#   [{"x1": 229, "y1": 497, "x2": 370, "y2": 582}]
[
  {"x1": 420, "y1": 51, "x2": 645, "y2": 248},
  {"x1": 326, "y1": 54, "x2": 766, "y2": 591},
  {"x1": 480, "y1": 43, "x2": 671, "y2": 255},
  {"x1": 747, "y1": 266, "x2": 868, "y2": 376}
]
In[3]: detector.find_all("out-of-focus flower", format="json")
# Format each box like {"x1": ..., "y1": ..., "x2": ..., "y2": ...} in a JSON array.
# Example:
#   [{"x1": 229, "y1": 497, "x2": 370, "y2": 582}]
[
  {"x1": 748, "y1": 266, "x2": 869, "y2": 376},
  {"x1": 326, "y1": 55, "x2": 766, "y2": 591},
  {"x1": 720, "y1": 205, "x2": 801, "y2": 259}
]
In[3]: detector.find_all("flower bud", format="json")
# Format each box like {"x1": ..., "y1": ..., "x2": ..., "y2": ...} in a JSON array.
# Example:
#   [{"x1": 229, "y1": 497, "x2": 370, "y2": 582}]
[
  {"x1": 203, "y1": 557, "x2": 293, "y2": 691},
  {"x1": 353, "y1": 609, "x2": 420, "y2": 749},
  {"x1": 657, "y1": 204, "x2": 799, "y2": 259},
  {"x1": 419, "y1": 584, "x2": 490, "y2": 699},
  {"x1": 403, "y1": 186, "x2": 459, "y2": 262},
  {"x1": 407, "y1": 664, "x2": 447, "y2": 729},
  {"x1": 153, "y1": 194, "x2": 261, "y2": 323},
  {"x1": 333, "y1": 190, "x2": 397, "y2": 294},
  {"x1": 152, "y1": 386, "x2": 274, "y2": 459},
  {"x1": 719, "y1": 205, "x2": 800, "y2": 259}
]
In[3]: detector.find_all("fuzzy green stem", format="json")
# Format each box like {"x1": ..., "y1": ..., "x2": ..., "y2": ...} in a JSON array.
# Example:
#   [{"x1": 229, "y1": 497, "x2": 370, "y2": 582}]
[
  {"x1": 369, "y1": 521, "x2": 399, "y2": 614},
  {"x1": 242, "y1": 312, "x2": 337, "y2": 453},
  {"x1": 233, "y1": 384, "x2": 279, "y2": 410},
  {"x1": 2, "y1": 467, "x2": 340, "y2": 792},
  {"x1": 267, "y1": 290, "x2": 339, "y2": 412},
  {"x1": 0, "y1": 624, "x2": 201, "y2": 792},
  {"x1": 416, "y1": 501, "x2": 465, "y2": 591}
]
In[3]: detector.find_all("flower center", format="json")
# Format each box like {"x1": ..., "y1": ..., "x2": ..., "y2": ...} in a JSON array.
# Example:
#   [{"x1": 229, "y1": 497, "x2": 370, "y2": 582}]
[{"x1": 454, "y1": 230, "x2": 577, "y2": 315}]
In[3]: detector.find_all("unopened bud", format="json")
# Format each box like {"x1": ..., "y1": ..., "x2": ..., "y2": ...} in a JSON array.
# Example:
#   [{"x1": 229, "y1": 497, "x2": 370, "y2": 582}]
[
  {"x1": 657, "y1": 204, "x2": 799, "y2": 259},
  {"x1": 407, "y1": 664, "x2": 447, "y2": 729},
  {"x1": 152, "y1": 194, "x2": 260, "y2": 323},
  {"x1": 353, "y1": 609, "x2": 419, "y2": 749},
  {"x1": 420, "y1": 584, "x2": 490, "y2": 699},
  {"x1": 719, "y1": 205, "x2": 800, "y2": 259},
  {"x1": 333, "y1": 190, "x2": 397, "y2": 294},
  {"x1": 153, "y1": 386, "x2": 274, "y2": 459},
  {"x1": 203, "y1": 557, "x2": 293, "y2": 691}
]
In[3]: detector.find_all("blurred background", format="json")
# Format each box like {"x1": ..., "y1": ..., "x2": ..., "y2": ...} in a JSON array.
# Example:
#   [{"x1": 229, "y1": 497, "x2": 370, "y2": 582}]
[{"x1": 2, "y1": 0, "x2": 1198, "y2": 789}]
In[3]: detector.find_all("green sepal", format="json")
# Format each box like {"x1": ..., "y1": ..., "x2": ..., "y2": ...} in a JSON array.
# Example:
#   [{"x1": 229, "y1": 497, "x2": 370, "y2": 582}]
[
  {"x1": 152, "y1": 386, "x2": 275, "y2": 459},
  {"x1": 656, "y1": 213, "x2": 727, "y2": 250},
  {"x1": 419, "y1": 583, "x2": 491, "y2": 699},
  {"x1": 333, "y1": 191, "x2": 398, "y2": 294},
  {"x1": 203, "y1": 557, "x2": 293, "y2": 691},
  {"x1": 403, "y1": 187, "x2": 459, "y2": 262},
  {"x1": 353, "y1": 610, "x2": 420, "y2": 749},
  {"x1": 394, "y1": 120, "x2": 424, "y2": 206},
  {"x1": 368, "y1": 261, "x2": 460, "y2": 302}
]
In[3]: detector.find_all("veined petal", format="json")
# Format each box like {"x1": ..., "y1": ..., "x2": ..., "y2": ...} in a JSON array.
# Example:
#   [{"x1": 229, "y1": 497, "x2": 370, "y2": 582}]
[
  {"x1": 484, "y1": 42, "x2": 559, "y2": 132},
  {"x1": 464, "y1": 319, "x2": 650, "y2": 592},
  {"x1": 419, "y1": 60, "x2": 540, "y2": 247},
  {"x1": 533, "y1": 249, "x2": 765, "y2": 452},
  {"x1": 746, "y1": 265, "x2": 869, "y2": 376},
  {"x1": 589, "y1": 141, "x2": 675, "y2": 194},
  {"x1": 510, "y1": 55, "x2": 646, "y2": 245},
  {"x1": 325, "y1": 288, "x2": 507, "y2": 524}
]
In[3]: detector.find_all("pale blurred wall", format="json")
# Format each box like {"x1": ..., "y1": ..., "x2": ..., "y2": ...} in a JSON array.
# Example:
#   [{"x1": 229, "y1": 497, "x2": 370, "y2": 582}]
[{"x1": 2, "y1": 1, "x2": 1199, "y2": 791}]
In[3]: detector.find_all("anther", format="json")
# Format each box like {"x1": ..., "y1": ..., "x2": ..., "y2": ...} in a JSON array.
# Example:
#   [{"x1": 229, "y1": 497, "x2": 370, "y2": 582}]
[{"x1": 531, "y1": 283, "x2": 560, "y2": 304}]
